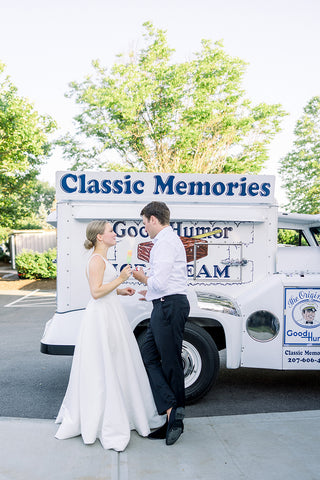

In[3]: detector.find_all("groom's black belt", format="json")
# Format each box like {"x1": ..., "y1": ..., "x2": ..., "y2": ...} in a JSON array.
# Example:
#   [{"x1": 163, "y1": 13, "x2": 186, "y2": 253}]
[{"x1": 152, "y1": 294, "x2": 187, "y2": 305}]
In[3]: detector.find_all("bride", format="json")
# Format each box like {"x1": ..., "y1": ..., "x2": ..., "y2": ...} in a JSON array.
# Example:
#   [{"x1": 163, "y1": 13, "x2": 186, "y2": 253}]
[{"x1": 55, "y1": 220, "x2": 164, "y2": 451}]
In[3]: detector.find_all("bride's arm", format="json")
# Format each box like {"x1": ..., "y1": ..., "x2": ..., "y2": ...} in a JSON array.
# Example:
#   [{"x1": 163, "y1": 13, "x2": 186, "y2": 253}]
[{"x1": 88, "y1": 256, "x2": 131, "y2": 299}]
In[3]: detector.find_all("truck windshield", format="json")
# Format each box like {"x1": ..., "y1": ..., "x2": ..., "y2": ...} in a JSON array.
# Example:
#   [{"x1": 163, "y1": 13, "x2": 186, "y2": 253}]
[
  {"x1": 277, "y1": 228, "x2": 309, "y2": 246},
  {"x1": 310, "y1": 227, "x2": 320, "y2": 246}
]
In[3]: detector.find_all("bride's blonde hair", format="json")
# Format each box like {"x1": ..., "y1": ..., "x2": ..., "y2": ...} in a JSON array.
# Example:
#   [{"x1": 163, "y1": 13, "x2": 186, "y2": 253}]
[{"x1": 84, "y1": 220, "x2": 108, "y2": 250}]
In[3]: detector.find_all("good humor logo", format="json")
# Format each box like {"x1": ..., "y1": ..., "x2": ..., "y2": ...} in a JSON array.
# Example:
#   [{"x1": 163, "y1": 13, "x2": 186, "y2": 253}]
[
  {"x1": 288, "y1": 293, "x2": 320, "y2": 329},
  {"x1": 286, "y1": 330, "x2": 320, "y2": 343},
  {"x1": 59, "y1": 173, "x2": 272, "y2": 199},
  {"x1": 285, "y1": 288, "x2": 320, "y2": 346}
]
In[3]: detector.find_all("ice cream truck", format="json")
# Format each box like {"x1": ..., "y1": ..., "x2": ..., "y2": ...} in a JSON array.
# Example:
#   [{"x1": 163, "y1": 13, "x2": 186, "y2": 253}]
[{"x1": 41, "y1": 171, "x2": 320, "y2": 403}]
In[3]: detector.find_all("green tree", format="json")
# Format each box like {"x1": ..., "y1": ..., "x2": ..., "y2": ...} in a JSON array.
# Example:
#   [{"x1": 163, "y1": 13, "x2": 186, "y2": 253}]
[
  {"x1": 12, "y1": 180, "x2": 56, "y2": 230},
  {"x1": 279, "y1": 96, "x2": 320, "y2": 214},
  {"x1": 60, "y1": 22, "x2": 286, "y2": 174},
  {"x1": 0, "y1": 62, "x2": 56, "y2": 228}
]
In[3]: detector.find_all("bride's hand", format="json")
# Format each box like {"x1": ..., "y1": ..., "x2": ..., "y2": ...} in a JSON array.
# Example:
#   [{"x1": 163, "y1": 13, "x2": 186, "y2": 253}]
[
  {"x1": 118, "y1": 287, "x2": 135, "y2": 296},
  {"x1": 119, "y1": 265, "x2": 132, "y2": 281}
]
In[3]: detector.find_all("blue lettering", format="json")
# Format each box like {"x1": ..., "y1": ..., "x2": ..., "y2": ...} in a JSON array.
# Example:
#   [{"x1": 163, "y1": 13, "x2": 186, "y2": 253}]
[
  {"x1": 212, "y1": 182, "x2": 226, "y2": 196},
  {"x1": 175, "y1": 181, "x2": 187, "y2": 195},
  {"x1": 226, "y1": 182, "x2": 239, "y2": 196},
  {"x1": 287, "y1": 330, "x2": 313, "y2": 341},
  {"x1": 188, "y1": 181, "x2": 210, "y2": 196},
  {"x1": 248, "y1": 182, "x2": 259, "y2": 196},
  {"x1": 239, "y1": 177, "x2": 247, "y2": 196},
  {"x1": 122, "y1": 174, "x2": 144, "y2": 194},
  {"x1": 79, "y1": 174, "x2": 86, "y2": 194},
  {"x1": 140, "y1": 228, "x2": 149, "y2": 238},
  {"x1": 184, "y1": 226, "x2": 195, "y2": 237},
  {"x1": 59, "y1": 172, "x2": 272, "y2": 200},
  {"x1": 133, "y1": 180, "x2": 144, "y2": 194},
  {"x1": 213, "y1": 265, "x2": 230, "y2": 278},
  {"x1": 223, "y1": 227, "x2": 233, "y2": 238},
  {"x1": 112, "y1": 179, "x2": 123, "y2": 194},
  {"x1": 211, "y1": 228, "x2": 223, "y2": 239},
  {"x1": 123, "y1": 175, "x2": 132, "y2": 194},
  {"x1": 187, "y1": 265, "x2": 194, "y2": 277},
  {"x1": 101, "y1": 179, "x2": 112, "y2": 194},
  {"x1": 260, "y1": 182, "x2": 271, "y2": 197},
  {"x1": 113, "y1": 221, "x2": 126, "y2": 238},
  {"x1": 87, "y1": 179, "x2": 100, "y2": 194},
  {"x1": 197, "y1": 265, "x2": 211, "y2": 278},
  {"x1": 60, "y1": 173, "x2": 77, "y2": 193},
  {"x1": 171, "y1": 222, "x2": 182, "y2": 236},
  {"x1": 113, "y1": 221, "x2": 148, "y2": 238},
  {"x1": 154, "y1": 175, "x2": 174, "y2": 195},
  {"x1": 127, "y1": 226, "x2": 138, "y2": 237}
]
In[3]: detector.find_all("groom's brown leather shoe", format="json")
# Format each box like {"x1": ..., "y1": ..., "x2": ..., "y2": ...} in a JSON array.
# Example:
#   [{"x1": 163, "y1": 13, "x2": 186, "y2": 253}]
[
  {"x1": 166, "y1": 407, "x2": 184, "y2": 445},
  {"x1": 148, "y1": 420, "x2": 168, "y2": 439}
]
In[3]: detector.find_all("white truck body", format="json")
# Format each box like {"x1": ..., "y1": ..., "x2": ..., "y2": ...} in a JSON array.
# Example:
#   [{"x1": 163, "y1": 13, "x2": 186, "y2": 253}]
[{"x1": 42, "y1": 171, "x2": 320, "y2": 402}]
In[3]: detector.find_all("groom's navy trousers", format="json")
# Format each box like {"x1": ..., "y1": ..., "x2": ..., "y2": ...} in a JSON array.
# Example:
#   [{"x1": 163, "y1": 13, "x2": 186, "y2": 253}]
[{"x1": 141, "y1": 293, "x2": 190, "y2": 416}]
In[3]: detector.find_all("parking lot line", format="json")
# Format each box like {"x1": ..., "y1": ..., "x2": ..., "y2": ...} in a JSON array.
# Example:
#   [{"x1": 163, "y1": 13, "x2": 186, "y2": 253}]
[{"x1": 4, "y1": 290, "x2": 56, "y2": 308}]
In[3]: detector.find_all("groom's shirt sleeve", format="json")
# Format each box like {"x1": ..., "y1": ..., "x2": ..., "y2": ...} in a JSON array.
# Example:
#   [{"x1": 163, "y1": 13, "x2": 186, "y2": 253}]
[{"x1": 147, "y1": 239, "x2": 175, "y2": 296}]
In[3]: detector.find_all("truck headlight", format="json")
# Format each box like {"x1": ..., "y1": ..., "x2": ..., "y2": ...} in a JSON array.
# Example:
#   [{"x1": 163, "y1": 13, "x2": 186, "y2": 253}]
[{"x1": 196, "y1": 292, "x2": 240, "y2": 316}]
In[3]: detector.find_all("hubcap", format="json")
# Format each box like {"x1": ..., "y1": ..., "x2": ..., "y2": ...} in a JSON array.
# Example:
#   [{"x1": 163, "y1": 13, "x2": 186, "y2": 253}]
[{"x1": 181, "y1": 340, "x2": 202, "y2": 388}]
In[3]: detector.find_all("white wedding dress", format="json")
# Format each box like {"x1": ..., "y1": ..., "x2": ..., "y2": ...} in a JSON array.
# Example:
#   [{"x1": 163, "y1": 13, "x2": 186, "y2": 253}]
[{"x1": 55, "y1": 254, "x2": 164, "y2": 451}]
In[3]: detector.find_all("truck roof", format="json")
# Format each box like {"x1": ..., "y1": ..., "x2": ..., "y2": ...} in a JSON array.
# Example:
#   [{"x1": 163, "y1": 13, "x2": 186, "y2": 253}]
[{"x1": 278, "y1": 212, "x2": 320, "y2": 227}]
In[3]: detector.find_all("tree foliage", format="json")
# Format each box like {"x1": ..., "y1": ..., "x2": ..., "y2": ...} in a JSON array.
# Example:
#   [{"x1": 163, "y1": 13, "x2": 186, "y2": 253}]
[
  {"x1": 60, "y1": 22, "x2": 286, "y2": 174},
  {"x1": 12, "y1": 180, "x2": 56, "y2": 229},
  {"x1": 0, "y1": 62, "x2": 56, "y2": 228},
  {"x1": 279, "y1": 96, "x2": 320, "y2": 214}
]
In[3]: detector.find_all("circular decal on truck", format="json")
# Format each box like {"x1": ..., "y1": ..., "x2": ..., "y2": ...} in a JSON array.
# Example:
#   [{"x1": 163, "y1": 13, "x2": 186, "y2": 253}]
[{"x1": 292, "y1": 300, "x2": 320, "y2": 328}]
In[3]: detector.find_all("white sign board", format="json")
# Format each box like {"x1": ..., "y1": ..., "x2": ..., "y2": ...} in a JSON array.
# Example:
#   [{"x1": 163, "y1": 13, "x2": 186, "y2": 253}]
[{"x1": 56, "y1": 171, "x2": 275, "y2": 204}]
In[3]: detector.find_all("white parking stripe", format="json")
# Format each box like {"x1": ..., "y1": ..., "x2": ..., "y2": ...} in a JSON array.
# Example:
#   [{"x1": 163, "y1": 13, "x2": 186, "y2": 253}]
[
  {"x1": 4, "y1": 290, "x2": 40, "y2": 307},
  {"x1": 4, "y1": 290, "x2": 56, "y2": 308}
]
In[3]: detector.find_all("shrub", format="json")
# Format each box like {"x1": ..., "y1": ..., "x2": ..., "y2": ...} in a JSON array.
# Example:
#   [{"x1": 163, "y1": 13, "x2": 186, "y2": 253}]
[
  {"x1": 15, "y1": 248, "x2": 57, "y2": 279},
  {"x1": 0, "y1": 226, "x2": 11, "y2": 244}
]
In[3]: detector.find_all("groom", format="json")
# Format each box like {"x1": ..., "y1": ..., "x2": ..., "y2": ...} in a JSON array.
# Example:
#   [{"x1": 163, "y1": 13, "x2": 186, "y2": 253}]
[{"x1": 133, "y1": 201, "x2": 190, "y2": 445}]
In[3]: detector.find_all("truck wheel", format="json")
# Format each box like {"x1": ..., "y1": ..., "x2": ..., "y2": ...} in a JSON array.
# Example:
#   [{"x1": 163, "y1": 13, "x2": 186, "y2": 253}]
[
  {"x1": 137, "y1": 321, "x2": 220, "y2": 404},
  {"x1": 183, "y1": 322, "x2": 220, "y2": 404}
]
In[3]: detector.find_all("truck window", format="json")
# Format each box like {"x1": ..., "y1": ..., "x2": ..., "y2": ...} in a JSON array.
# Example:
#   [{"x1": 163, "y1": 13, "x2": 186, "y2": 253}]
[
  {"x1": 277, "y1": 228, "x2": 309, "y2": 246},
  {"x1": 310, "y1": 227, "x2": 320, "y2": 246}
]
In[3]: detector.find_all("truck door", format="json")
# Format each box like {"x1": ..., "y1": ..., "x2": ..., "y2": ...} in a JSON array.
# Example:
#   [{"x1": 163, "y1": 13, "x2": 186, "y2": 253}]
[{"x1": 239, "y1": 275, "x2": 284, "y2": 369}]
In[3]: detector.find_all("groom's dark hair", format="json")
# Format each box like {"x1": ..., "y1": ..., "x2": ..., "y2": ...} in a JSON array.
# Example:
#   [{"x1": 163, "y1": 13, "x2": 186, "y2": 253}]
[{"x1": 140, "y1": 201, "x2": 170, "y2": 225}]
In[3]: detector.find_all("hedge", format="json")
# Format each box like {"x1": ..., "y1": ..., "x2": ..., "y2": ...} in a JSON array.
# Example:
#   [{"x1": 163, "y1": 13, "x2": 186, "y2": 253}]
[{"x1": 15, "y1": 248, "x2": 57, "y2": 279}]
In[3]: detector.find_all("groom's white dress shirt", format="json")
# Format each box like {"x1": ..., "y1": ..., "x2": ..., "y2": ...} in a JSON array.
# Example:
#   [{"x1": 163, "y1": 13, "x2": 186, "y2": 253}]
[{"x1": 146, "y1": 226, "x2": 188, "y2": 302}]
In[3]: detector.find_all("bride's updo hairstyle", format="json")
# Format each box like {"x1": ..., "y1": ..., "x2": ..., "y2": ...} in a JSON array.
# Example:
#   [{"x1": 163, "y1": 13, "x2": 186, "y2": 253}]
[{"x1": 84, "y1": 220, "x2": 108, "y2": 250}]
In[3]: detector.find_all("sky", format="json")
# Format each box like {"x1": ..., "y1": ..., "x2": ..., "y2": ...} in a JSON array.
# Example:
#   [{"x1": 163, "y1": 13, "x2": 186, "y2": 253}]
[{"x1": 1, "y1": 0, "x2": 320, "y2": 206}]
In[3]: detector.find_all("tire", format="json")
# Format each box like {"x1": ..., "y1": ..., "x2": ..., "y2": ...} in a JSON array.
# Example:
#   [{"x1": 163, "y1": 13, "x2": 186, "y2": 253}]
[
  {"x1": 183, "y1": 322, "x2": 220, "y2": 403},
  {"x1": 137, "y1": 321, "x2": 220, "y2": 404}
]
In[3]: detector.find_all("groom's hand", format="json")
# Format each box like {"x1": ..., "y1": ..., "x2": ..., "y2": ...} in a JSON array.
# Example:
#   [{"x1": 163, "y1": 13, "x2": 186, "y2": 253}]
[
  {"x1": 132, "y1": 267, "x2": 147, "y2": 285},
  {"x1": 138, "y1": 289, "x2": 147, "y2": 301}
]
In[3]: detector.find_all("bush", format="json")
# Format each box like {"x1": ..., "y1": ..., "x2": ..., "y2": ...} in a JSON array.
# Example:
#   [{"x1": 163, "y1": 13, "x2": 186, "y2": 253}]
[
  {"x1": 0, "y1": 226, "x2": 11, "y2": 244},
  {"x1": 15, "y1": 248, "x2": 57, "y2": 279}
]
